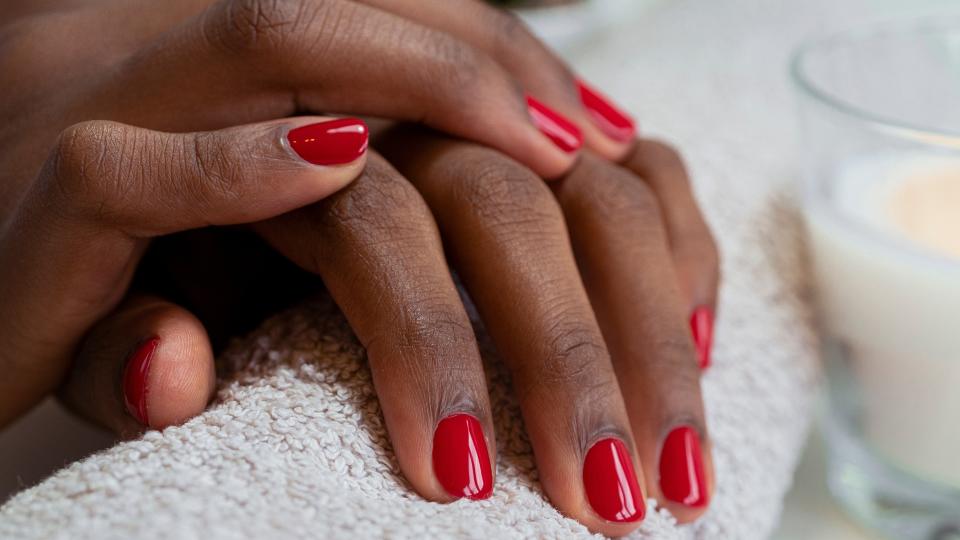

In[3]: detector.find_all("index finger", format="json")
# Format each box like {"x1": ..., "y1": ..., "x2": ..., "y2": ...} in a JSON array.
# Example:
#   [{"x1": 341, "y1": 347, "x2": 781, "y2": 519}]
[
  {"x1": 354, "y1": 0, "x2": 637, "y2": 160},
  {"x1": 95, "y1": 0, "x2": 582, "y2": 179}
]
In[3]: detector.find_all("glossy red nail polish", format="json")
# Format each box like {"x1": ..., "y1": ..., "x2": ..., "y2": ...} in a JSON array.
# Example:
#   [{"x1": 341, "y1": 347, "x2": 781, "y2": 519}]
[
  {"x1": 583, "y1": 438, "x2": 645, "y2": 523},
  {"x1": 577, "y1": 80, "x2": 636, "y2": 143},
  {"x1": 432, "y1": 414, "x2": 493, "y2": 500},
  {"x1": 286, "y1": 118, "x2": 368, "y2": 165},
  {"x1": 526, "y1": 96, "x2": 583, "y2": 153},
  {"x1": 122, "y1": 337, "x2": 159, "y2": 426},
  {"x1": 690, "y1": 306, "x2": 714, "y2": 369},
  {"x1": 659, "y1": 426, "x2": 709, "y2": 508}
]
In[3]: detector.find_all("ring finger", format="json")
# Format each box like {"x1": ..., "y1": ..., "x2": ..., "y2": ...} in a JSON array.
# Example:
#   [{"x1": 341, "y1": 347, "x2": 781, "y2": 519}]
[{"x1": 553, "y1": 153, "x2": 715, "y2": 522}]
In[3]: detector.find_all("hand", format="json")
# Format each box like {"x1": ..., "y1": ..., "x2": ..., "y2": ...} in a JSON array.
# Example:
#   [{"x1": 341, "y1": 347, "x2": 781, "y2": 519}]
[
  {"x1": 0, "y1": 0, "x2": 640, "y2": 426},
  {"x1": 0, "y1": 1, "x2": 721, "y2": 535},
  {"x1": 54, "y1": 127, "x2": 719, "y2": 536},
  {"x1": 1, "y1": 0, "x2": 640, "y2": 181}
]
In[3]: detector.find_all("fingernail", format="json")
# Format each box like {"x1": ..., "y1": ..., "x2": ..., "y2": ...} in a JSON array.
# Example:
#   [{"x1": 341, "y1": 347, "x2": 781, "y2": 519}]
[
  {"x1": 659, "y1": 426, "x2": 709, "y2": 508},
  {"x1": 122, "y1": 337, "x2": 159, "y2": 426},
  {"x1": 583, "y1": 437, "x2": 645, "y2": 523},
  {"x1": 577, "y1": 80, "x2": 636, "y2": 143},
  {"x1": 690, "y1": 306, "x2": 714, "y2": 370},
  {"x1": 526, "y1": 96, "x2": 583, "y2": 153},
  {"x1": 432, "y1": 414, "x2": 493, "y2": 500},
  {"x1": 286, "y1": 118, "x2": 369, "y2": 165}
]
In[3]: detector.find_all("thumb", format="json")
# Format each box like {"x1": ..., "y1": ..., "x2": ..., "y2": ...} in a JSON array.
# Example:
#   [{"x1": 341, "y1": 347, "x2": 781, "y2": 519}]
[
  {"x1": 0, "y1": 116, "x2": 366, "y2": 427},
  {"x1": 59, "y1": 294, "x2": 216, "y2": 436}
]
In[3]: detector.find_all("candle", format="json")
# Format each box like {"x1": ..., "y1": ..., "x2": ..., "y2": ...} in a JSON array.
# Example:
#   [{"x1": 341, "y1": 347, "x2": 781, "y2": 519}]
[{"x1": 805, "y1": 153, "x2": 960, "y2": 488}]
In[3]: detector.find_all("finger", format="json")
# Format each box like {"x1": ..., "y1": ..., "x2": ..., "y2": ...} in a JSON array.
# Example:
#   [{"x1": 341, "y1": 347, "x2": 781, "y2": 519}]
[
  {"x1": 97, "y1": 0, "x2": 580, "y2": 178},
  {"x1": 0, "y1": 116, "x2": 366, "y2": 427},
  {"x1": 378, "y1": 131, "x2": 646, "y2": 537},
  {"x1": 59, "y1": 294, "x2": 216, "y2": 435},
  {"x1": 254, "y1": 154, "x2": 496, "y2": 503},
  {"x1": 623, "y1": 139, "x2": 720, "y2": 369},
  {"x1": 552, "y1": 153, "x2": 715, "y2": 523},
  {"x1": 354, "y1": 0, "x2": 636, "y2": 160}
]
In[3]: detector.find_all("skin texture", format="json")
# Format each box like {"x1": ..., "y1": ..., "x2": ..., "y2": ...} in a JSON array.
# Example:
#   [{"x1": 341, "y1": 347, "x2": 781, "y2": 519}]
[{"x1": 0, "y1": 0, "x2": 720, "y2": 535}]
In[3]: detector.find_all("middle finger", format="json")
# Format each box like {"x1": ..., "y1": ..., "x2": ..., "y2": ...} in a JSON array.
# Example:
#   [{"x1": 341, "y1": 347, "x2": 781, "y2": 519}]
[{"x1": 378, "y1": 129, "x2": 647, "y2": 537}]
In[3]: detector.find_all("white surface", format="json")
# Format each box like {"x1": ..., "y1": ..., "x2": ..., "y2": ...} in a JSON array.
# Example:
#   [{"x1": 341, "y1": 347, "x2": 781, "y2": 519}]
[{"x1": 0, "y1": 403, "x2": 884, "y2": 540}]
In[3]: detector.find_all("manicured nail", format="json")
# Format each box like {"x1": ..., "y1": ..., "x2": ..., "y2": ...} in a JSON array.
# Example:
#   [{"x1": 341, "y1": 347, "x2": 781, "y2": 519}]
[
  {"x1": 583, "y1": 438, "x2": 645, "y2": 523},
  {"x1": 690, "y1": 306, "x2": 714, "y2": 370},
  {"x1": 432, "y1": 414, "x2": 493, "y2": 500},
  {"x1": 659, "y1": 426, "x2": 709, "y2": 508},
  {"x1": 122, "y1": 337, "x2": 159, "y2": 426},
  {"x1": 526, "y1": 96, "x2": 583, "y2": 153},
  {"x1": 286, "y1": 118, "x2": 368, "y2": 165},
  {"x1": 577, "y1": 80, "x2": 636, "y2": 143}
]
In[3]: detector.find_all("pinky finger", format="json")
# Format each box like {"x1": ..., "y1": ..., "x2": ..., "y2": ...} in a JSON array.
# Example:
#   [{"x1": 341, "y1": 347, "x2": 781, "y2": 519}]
[{"x1": 59, "y1": 294, "x2": 216, "y2": 435}]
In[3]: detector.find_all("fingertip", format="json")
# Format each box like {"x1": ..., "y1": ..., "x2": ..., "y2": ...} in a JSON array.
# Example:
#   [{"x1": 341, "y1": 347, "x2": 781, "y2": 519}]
[
  {"x1": 432, "y1": 413, "x2": 495, "y2": 501},
  {"x1": 574, "y1": 79, "x2": 637, "y2": 161},
  {"x1": 583, "y1": 132, "x2": 636, "y2": 163},
  {"x1": 279, "y1": 116, "x2": 370, "y2": 197},
  {"x1": 284, "y1": 117, "x2": 369, "y2": 167},
  {"x1": 519, "y1": 127, "x2": 581, "y2": 180},
  {"x1": 61, "y1": 296, "x2": 215, "y2": 435},
  {"x1": 654, "y1": 427, "x2": 714, "y2": 524},
  {"x1": 134, "y1": 307, "x2": 215, "y2": 429}
]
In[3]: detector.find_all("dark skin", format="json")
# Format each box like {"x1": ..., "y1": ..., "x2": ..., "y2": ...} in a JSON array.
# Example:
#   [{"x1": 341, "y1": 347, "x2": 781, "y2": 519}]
[{"x1": 0, "y1": 0, "x2": 720, "y2": 535}]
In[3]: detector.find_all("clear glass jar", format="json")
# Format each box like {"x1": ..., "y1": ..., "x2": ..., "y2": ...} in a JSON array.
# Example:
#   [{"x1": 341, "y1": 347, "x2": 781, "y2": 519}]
[{"x1": 792, "y1": 17, "x2": 960, "y2": 540}]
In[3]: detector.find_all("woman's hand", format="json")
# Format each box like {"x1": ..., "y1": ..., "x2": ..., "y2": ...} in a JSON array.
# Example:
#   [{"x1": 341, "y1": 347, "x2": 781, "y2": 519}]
[
  {"x1": 0, "y1": 1, "x2": 721, "y2": 535},
  {"x1": 52, "y1": 128, "x2": 720, "y2": 536},
  {"x1": 1, "y1": 0, "x2": 639, "y2": 183},
  {"x1": 0, "y1": 0, "x2": 651, "y2": 429},
  {"x1": 0, "y1": 116, "x2": 370, "y2": 426}
]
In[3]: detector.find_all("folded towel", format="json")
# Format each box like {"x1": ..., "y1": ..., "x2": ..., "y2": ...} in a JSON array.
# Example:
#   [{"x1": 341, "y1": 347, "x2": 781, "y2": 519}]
[{"x1": 1, "y1": 0, "x2": 862, "y2": 537}]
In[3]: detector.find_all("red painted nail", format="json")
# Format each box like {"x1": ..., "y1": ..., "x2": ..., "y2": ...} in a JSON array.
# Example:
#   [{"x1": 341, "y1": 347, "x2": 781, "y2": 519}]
[
  {"x1": 122, "y1": 337, "x2": 159, "y2": 426},
  {"x1": 577, "y1": 80, "x2": 636, "y2": 143},
  {"x1": 286, "y1": 118, "x2": 368, "y2": 165},
  {"x1": 583, "y1": 438, "x2": 645, "y2": 523},
  {"x1": 690, "y1": 306, "x2": 714, "y2": 369},
  {"x1": 526, "y1": 96, "x2": 583, "y2": 153},
  {"x1": 432, "y1": 414, "x2": 493, "y2": 500},
  {"x1": 659, "y1": 426, "x2": 709, "y2": 508}
]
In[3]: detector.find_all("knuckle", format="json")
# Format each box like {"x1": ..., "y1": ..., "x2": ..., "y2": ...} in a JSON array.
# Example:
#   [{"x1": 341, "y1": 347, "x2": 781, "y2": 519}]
[
  {"x1": 319, "y1": 155, "x2": 435, "y2": 244},
  {"x1": 390, "y1": 304, "x2": 476, "y2": 357},
  {"x1": 183, "y1": 131, "x2": 245, "y2": 211},
  {"x1": 584, "y1": 160, "x2": 664, "y2": 228},
  {"x1": 211, "y1": 0, "x2": 312, "y2": 55},
  {"x1": 521, "y1": 311, "x2": 611, "y2": 398},
  {"x1": 365, "y1": 301, "x2": 481, "y2": 417},
  {"x1": 452, "y1": 148, "x2": 562, "y2": 231},
  {"x1": 47, "y1": 121, "x2": 137, "y2": 215},
  {"x1": 646, "y1": 334, "x2": 701, "y2": 389},
  {"x1": 637, "y1": 138, "x2": 690, "y2": 184},
  {"x1": 645, "y1": 139, "x2": 685, "y2": 165}
]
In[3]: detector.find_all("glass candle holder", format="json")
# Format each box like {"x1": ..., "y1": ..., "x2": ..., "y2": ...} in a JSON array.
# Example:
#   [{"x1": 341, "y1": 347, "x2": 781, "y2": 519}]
[{"x1": 792, "y1": 18, "x2": 960, "y2": 540}]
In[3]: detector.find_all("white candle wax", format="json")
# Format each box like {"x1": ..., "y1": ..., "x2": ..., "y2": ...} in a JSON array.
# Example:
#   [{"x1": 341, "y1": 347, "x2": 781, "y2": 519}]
[{"x1": 805, "y1": 153, "x2": 960, "y2": 488}]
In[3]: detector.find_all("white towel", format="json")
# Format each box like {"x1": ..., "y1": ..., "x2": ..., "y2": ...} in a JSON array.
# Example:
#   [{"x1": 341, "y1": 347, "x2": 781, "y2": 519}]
[{"x1": 2, "y1": 0, "x2": 877, "y2": 537}]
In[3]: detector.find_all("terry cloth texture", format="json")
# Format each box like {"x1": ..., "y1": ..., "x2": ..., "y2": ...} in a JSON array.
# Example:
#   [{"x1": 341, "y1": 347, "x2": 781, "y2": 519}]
[{"x1": 4, "y1": 0, "x2": 889, "y2": 537}]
